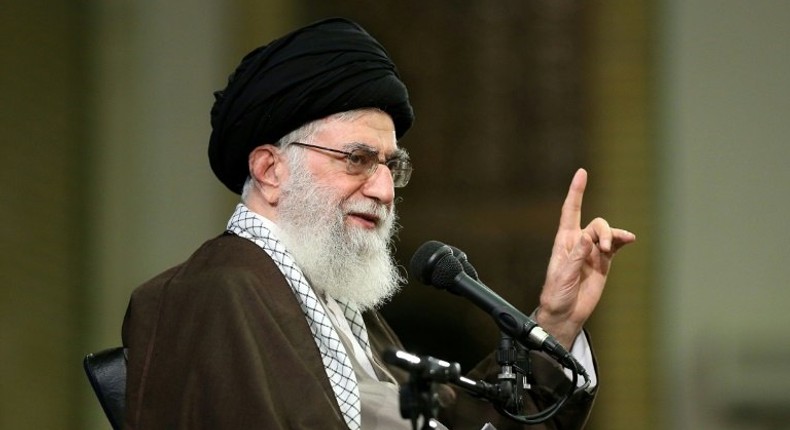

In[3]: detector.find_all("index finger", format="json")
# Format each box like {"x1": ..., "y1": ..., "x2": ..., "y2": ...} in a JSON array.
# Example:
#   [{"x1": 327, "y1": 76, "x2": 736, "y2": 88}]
[{"x1": 559, "y1": 168, "x2": 588, "y2": 231}]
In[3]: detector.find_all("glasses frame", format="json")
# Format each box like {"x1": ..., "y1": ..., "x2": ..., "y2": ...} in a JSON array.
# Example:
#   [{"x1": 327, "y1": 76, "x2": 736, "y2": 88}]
[{"x1": 288, "y1": 142, "x2": 412, "y2": 188}]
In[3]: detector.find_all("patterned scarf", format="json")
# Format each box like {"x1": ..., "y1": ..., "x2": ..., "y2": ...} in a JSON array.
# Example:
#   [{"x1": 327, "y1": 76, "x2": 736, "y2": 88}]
[{"x1": 227, "y1": 203, "x2": 370, "y2": 430}]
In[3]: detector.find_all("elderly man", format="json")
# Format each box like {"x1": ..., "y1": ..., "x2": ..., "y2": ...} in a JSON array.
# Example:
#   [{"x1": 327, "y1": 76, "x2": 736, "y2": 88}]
[{"x1": 121, "y1": 18, "x2": 635, "y2": 430}]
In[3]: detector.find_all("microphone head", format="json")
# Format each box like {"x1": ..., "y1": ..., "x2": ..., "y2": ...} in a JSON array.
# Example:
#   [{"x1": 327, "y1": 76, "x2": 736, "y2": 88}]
[
  {"x1": 448, "y1": 245, "x2": 479, "y2": 280},
  {"x1": 431, "y1": 253, "x2": 465, "y2": 290},
  {"x1": 410, "y1": 240, "x2": 462, "y2": 287}
]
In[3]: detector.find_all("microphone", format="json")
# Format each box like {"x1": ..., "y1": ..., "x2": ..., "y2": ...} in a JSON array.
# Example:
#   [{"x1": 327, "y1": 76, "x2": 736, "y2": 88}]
[
  {"x1": 448, "y1": 245, "x2": 479, "y2": 280},
  {"x1": 383, "y1": 347, "x2": 506, "y2": 403},
  {"x1": 382, "y1": 348, "x2": 461, "y2": 383},
  {"x1": 409, "y1": 241, "x2": 574, "y2": 368}
]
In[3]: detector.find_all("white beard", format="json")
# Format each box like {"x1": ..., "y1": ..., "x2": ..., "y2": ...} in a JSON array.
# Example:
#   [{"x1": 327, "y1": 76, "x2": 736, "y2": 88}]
[{"x1": 274, "y1": 164, "x2": 404, "y2": 311}]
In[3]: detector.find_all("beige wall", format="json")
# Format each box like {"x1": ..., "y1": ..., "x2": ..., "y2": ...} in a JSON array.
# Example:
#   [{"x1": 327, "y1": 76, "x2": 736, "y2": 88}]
[
  {"x1": 1, "y1": 2, "x2": 87, "y2": 428},
  {"x1": 658, "y1": 1, "x2": 790, "y2": 429},
  {"x1": 584, "y1": 1, "x2": 655, "y2": 428}
]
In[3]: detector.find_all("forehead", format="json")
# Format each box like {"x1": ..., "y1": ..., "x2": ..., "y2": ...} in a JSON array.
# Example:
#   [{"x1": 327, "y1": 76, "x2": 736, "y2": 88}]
[{"x1": 312, "y1": 110, "x2": 399, "y2": 153}]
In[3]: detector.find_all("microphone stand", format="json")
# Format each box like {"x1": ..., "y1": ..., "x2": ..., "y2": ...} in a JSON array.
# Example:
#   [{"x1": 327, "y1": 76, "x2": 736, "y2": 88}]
[
  {"x1": 445, "y1": 333, "x2": 530, "y2": 413},
  {"x1": 384, "y1": 341, "x2": 529, "y2": 429},
  {"x1": 494, "y1": 333, "x2": 529, "y2": 415},
  {"x1": 399, "y1": 369, "x2": 440, "y2": 430},
  {"x1": 383, "y1": 349, "x2": 461, "y2": 430},
  {"x1": 386, "y1": 333, "x2": 590, "y2": 428}
]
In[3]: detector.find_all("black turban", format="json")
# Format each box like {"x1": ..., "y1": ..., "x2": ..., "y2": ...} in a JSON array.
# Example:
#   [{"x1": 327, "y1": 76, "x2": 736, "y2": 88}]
[{"x1": 208, "y1": 17, "x2": 415, "y2": 194}]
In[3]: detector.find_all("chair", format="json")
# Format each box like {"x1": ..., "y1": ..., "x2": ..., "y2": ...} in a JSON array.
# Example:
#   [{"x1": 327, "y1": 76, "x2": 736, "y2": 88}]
[{"x1": 83, "y1": 347, "x2": 127, "y2": 430}]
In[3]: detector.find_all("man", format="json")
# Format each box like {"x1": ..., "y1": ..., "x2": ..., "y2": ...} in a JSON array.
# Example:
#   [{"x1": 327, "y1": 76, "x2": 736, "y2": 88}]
[{"x1": 121, "y1": 18, "x2": 635, "y2": 430}]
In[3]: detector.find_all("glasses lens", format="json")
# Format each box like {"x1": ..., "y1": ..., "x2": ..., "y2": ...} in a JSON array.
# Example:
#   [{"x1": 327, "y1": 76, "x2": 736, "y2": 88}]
[
  {"x1": 346, "y1": 148, "x2": 378, "y2": 175},
  {"x1": 388, "y1": 159, "x2": 413, "y2": 188},
  {"x1": 345, "y1": 147, "x2": 412, "y2": 187}
]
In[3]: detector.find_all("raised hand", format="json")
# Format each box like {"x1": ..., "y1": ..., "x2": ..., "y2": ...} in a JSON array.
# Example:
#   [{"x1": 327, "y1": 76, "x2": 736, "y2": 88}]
[{"x1": 536, "y1": 168, "x2": 636, "y2": 349}]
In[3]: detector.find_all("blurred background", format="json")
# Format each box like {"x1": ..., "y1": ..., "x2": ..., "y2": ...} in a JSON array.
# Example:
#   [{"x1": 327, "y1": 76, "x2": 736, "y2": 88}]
[{"x1": 2, "y1": 0, "x2": 789, "y2": 429}]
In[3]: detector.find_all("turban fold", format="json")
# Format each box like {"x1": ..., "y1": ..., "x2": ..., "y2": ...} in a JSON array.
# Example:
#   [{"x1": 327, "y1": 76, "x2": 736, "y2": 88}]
[{"x1": 208, "y1": 17, "x2": 414, "y2": 194}]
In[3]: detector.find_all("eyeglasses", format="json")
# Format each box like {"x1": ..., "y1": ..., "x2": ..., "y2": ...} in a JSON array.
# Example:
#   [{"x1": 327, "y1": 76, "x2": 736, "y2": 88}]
[{"x1": 288, "y1": 142, "x2": 413, "y2": 188}]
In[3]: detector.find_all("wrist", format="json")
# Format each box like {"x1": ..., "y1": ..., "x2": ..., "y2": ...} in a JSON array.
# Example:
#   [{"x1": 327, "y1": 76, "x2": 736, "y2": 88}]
[{"x1": 535, "y1": 305, "x2": 583, "y2": 350}]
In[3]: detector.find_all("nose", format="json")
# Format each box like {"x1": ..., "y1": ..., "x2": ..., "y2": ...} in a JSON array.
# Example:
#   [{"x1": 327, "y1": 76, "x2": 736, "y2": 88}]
[{"x1": 361, "y1": 164, "x2": 395, "y2": 205}]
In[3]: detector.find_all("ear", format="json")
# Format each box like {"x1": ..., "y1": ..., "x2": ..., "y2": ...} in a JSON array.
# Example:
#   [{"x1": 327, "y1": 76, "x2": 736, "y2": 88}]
[{"x1": 248, "y1": 144, "x2": 286, "y2": 205}]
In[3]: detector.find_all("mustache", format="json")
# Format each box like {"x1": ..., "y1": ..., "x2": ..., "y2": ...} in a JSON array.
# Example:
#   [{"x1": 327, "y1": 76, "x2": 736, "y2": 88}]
[{"x1": 342, "y1": 199, "x2": 393, "y2": 223}]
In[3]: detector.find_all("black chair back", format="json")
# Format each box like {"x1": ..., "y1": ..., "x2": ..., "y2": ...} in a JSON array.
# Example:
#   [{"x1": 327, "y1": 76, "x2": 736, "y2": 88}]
[{"x1": 83, "y1": 347, "x2": 127, "y2": 430}]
